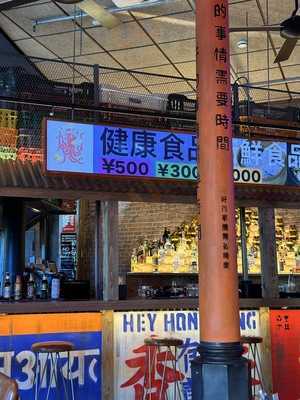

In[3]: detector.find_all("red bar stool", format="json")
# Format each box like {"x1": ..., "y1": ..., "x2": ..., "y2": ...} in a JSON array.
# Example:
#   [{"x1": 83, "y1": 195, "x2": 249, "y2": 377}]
[
  {"x1": 241, "y1": 336, "x2": 264, "y2": 398},
  {"x1": 143, "y1": 337, "x2": 184, "y2": 400},
  {"x1": 32, "y1": 341, "x2": 75, "y2": 400}
]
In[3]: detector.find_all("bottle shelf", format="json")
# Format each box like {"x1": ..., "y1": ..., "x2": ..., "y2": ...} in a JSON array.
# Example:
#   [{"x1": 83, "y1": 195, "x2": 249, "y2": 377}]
[{"x1": 127, "y1": 272, "x2": 198, "y2": 276}]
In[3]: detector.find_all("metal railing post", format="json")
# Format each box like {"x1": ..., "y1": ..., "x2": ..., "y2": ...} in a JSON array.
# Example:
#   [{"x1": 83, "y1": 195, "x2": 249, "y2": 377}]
[{"x1": 93, "y1": 64, "x2": 100, "y2": 122}]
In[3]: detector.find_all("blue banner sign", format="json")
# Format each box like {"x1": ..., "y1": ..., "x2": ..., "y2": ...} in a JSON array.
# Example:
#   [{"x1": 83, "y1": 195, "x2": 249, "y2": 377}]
[
  {"x1": 0, "y1": 313, "x2": 102, "y2": 400},
  {"x1": 46, "y1": 119, "x2": 297, "y2": 185},
  {"x1": 0, "y1": 331, "x2": 101, "y2": 400}
]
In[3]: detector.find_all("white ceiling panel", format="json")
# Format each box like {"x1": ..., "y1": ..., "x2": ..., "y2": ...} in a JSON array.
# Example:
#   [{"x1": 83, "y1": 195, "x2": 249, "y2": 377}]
[
  {"x1": 37, "y1": 30, "x2": 101, "y2": 58},
  {"x1": 140, "y1": 11, "x2": 195, "y2": 43},
  {"x1": 136, "y1": 64, "x2": 180, "y2": 77},
  {"x1": 3, "y1": 3, "x2": 72, "y2": 36},
  {"x1": 87, "y1": 21, "x2": 151, "y2": 50},
  {"x1": 174, "y1": 61, "x2": 195, "y2": 78},
  {"x1": 160, "y1": 38, "x2": 195, "y2": 63},
  {"x1": 0, "y1": 13, "x2": 29, "y2": 40},
  {"x1": 64, "y1": 52, "x2": 121, "y2": 68},
  {"x1": 15, "y1": 37, "x2": 56, "y2": 58},
  {"x1": 110, "y1": 45, "x2": 168, "y2": 69}
]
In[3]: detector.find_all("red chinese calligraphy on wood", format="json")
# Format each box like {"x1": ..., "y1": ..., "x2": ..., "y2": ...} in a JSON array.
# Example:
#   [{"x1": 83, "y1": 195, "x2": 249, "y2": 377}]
[{"x1": 270, "y1": 310, "x2": 298, "y2": 399}]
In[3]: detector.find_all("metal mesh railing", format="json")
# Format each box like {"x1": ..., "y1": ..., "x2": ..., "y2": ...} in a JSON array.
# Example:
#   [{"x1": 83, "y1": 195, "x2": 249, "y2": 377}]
[
  {"x1": 1, "y1": 56, "x2": 300, "y2": 164},
  {"x1": 235, "y1": 84, "x2": 300, "y2": 123},
  {"x1": 0, "y1": 57, "x2": 197, "y2": 110}
]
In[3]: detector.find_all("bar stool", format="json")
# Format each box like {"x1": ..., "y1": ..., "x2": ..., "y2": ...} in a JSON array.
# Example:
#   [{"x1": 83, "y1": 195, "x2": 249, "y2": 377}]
[
  {"x1": 143, "y1": 337, "x2": 184, "y2": 400},
  {"x1": 32, "y1": 341, "x2": 75, "y2": 400},
  {"x1": 0, "y1": 372, "x2": 19, "y2": 400},
  {"x1": 241, "y1": 336, "x2": 264, "y2": 398}
]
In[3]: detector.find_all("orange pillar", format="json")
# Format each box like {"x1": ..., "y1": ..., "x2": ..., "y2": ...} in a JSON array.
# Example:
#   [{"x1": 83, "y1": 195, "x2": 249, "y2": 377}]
[
  {"x1": 191, "y1": 2, "x2": 249, "y2": 398},
  {"x1": 192, "y1": 2, "x2": 250, "y2": 397},
  {"x1": 196, "y1": 0, "x2": 240, "y2": 343}
]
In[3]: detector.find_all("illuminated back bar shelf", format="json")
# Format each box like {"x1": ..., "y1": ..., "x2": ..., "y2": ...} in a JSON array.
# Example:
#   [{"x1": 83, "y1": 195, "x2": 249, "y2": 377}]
[{"x1": 130, "y1": 208, "x2": 300, "y2": 276}]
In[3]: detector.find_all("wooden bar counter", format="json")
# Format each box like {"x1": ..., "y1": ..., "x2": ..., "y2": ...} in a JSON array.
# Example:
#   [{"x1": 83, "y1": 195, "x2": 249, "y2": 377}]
[{"x1": 0, "y1": 297, "x2": 299, "y2": 315}]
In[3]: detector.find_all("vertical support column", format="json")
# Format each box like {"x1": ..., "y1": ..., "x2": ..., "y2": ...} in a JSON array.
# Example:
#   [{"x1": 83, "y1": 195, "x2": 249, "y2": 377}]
[
  {"x1": 93, "y1": 64, "x2": 100, "y2": 106},
  {"x1": 259, "y1": 307, "x2": 273, "y2": 394},
  {"x1": 102, "y1": 310, "x2": 114, "y2": 400},
  {"x1": 240, "y1": 207, "x2": 249, "y2": 281},
  {"x1": 94, "y1": 201, "x2": 102, "y2": 299},
  {"x1": 34, "y1": 222, "x2": 41, "y2": 262},
  {"x1": 258, "y1": 208, "x2": 279, "y2": 298},
  {"x1": 192, "y1": 0, "x2": 250, "y2": 398},
  {"x1": 39, "y1": 216, "x2": 47, "y2": 262},
  {"x1": 2, "y1": 198, "x2": 25, "y2": 275},
  {"x1": 101, "y1": 201, "x2": 119, "y2": 301},
  {"x1": 93, "y1": 64, "x2": 100, "y2": 123},
  {"x1": 47, "y1": 215, "x2": 60, "y2": 266},
  {"x1": 77, "y1": 200, "x2": 93, "y2": 282}
]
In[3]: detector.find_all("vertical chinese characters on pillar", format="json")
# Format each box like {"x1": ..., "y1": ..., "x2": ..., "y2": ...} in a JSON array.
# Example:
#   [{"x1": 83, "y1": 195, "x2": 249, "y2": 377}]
[
  {"x1": 221, "y1": 196, "x2": 229, "y2": 268},
  {"x1": 213, "y1": 1, "x2": 232, "y2": 269}
]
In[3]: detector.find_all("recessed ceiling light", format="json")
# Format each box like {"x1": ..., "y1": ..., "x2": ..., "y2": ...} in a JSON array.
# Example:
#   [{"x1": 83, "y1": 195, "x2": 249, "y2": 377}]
[
  {"x1": 237, "y1": 39, "x2": 248, "y2": 49},
  {"x1": 92, "y1": 19, "x2": 101, "y2": 26},
  {"x1": 112, "y1": 0, "x2": 144, "y2": 7}
]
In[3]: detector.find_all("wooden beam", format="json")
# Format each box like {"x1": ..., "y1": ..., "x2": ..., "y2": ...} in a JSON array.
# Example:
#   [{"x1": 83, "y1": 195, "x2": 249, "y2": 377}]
[
  {"x1": 258, "y1": 208, "x2": 279, "y2": 298},
  {"x1": 77, "y1": 200, "x2": 93, "y2": 281},
  {"x1": 101, "y1": 201, "x2": 119, "y2": 301},
  {"x1": 259, "y1": 307, "x2": 273, "y2": 394},
  {"x1": 0, "y1": 298, "x2": 264, "y2": 314},
  {"x1": 102, "y1": 310, "x2": 114, "y2": 400},
  {"x1": 0, "y1": 187, "x2": 197, "y2": 204},
  {"x1": 94, "y1": 201, "x2": 101, "y2": 299},
  {"x1": 46, "y1": 214, "x2": 59, "y2": 265}
]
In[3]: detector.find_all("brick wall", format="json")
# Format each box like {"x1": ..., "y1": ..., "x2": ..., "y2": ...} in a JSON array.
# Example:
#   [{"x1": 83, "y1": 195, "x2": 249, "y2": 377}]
[
  {"x1": 118, "y1": 201, "x2": 197, "y2": 275},
  {"x1": 276, "y1": 208, "x2": 300, "y2": 226}
]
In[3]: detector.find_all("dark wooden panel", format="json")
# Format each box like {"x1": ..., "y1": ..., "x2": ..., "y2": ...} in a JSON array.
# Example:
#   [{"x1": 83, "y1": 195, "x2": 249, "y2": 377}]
[
  {"x1": 258, "y1": 208, "x2": 279, "y2": 298},
  {"x1": 0, "y1": 298, "x2": 265, "y2": 314}
]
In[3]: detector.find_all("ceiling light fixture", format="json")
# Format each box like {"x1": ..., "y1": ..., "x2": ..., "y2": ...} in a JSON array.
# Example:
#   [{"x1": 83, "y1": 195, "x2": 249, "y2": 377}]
[
  {"x1": 237, "y1": 39, "x2": 248, "y2": 49},
  {"x1": 92, "y1": 19, "x2": 101, "y2": 26},
  {"x1": 112, "y1": 0, "x2": 161, "y2": 7},
  {"x1": 112, "y1": 0, "x2": 145, "y2": 7}
]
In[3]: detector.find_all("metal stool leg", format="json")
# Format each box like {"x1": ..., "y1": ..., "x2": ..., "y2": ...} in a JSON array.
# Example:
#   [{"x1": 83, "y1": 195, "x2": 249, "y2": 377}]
[
  {"x1": 36, "y1": 353, "x2": 50, "y2": 400},
  {"x1": 68, "y1": 351, "x2": 75, "y2": 400},
  {"x1": 144, "y1": 345, "x2": 158, "y2": 400},
  {"x1": 169, "y1": 346, "x2": 183, "y2": 400},
  {"x1": 173, "y1": 347, "x2": 183, "y2": 400},
  {"x1": 143, "y1": 345, "x2": 151, "y2": 400},
  {"x1": 46, "y1": 353, "x2": 56, "y2": 400},
  {"x1": 159, "y1": 346, "x2": 169, "y2": 400},
  {"x1": 58, "y1": 352, "x2": 69, "y2": 400},
  {"x1": 255, "y1": 343, "x2": 265, "y2": 391},
  {"x1": 34, "y1": 353, "x2": 39, "y2": 400}
]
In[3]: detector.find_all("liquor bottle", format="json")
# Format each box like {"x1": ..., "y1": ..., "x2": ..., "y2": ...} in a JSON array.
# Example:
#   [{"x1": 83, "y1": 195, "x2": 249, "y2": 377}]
[
  {"x1": 162, "y1": 227, "x2": 170, "y2": 244},
  {"x1": 3, "y1": 273, "x2": 11, "y2": 300},
  {"x1": 26, "y1": 273, "x2": 35, "y2": 300},
  {"x1": 22, "y1": 270, "x2": 29, "y2": 298},
  {"x1": 41, "y1": 274, "x2": 49, "y2": 300},
  {"x1": 51, "y1": 276, "x2": 60, "y2": 300},
  {"x1": 152, "y1": 248, "x2": 159, "y2": 268},
  {"x1": 14, "y1": 275, "x2": 22, "y2": 301}
]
